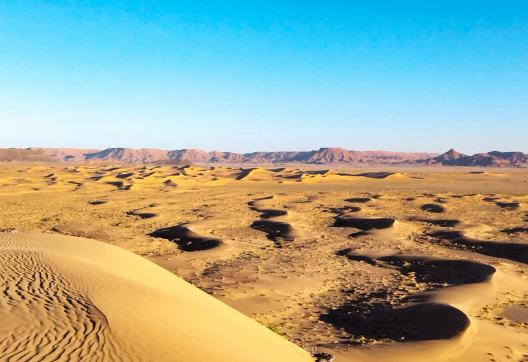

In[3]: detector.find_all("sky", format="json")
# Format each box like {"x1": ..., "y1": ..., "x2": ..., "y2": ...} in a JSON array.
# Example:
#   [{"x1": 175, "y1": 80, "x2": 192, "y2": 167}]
[{"x1": 0, "y1": 1, "x2": 527, "y2": 153}]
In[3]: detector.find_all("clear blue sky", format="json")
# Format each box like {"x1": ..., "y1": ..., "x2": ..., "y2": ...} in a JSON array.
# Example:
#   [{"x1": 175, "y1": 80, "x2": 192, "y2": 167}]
[{"x1": 1, "y1": 1, "x2": 527, "y2": 153}]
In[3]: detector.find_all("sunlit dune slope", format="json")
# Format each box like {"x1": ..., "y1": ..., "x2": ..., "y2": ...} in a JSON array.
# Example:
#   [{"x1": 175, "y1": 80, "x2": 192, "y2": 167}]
[{"x1": 0, "y1": 232, "x2": 312, "y2": 362}]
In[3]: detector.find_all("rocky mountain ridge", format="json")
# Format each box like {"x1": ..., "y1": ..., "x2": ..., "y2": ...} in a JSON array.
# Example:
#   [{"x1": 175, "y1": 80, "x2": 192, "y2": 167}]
[{"x1": 0, "y1": 147, "x2": 526, "y2": 167}]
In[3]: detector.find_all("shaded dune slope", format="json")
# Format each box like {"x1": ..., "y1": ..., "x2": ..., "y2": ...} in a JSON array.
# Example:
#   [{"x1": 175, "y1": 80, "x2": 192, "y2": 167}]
[
  {"x1": 324, "y1": 251, "x2": 495, "y2": 342},
  {"x1": 149, "y1": 224, "x2": 223, "y2": 251},
  {"x1": 333, "y1": 217, "x2": 395, "y2": 230},
  {"x1": 248, "y1": 197, "x2": 300, "y2": 245},
  {"x1": 429, "y1": 230, "x2": 528, "y2": 264}
]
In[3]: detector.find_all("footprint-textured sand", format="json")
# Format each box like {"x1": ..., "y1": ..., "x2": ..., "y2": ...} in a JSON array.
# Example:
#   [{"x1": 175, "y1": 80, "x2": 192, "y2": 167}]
[{"x1": 0, "y1": 163, "x2": 527, "y2": 361}]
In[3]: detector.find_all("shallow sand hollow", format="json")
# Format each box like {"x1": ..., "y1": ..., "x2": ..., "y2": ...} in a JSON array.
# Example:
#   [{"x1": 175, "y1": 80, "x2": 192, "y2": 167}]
[{"x1": 0, "y1": 232, "x2": 311, "y2": 362}]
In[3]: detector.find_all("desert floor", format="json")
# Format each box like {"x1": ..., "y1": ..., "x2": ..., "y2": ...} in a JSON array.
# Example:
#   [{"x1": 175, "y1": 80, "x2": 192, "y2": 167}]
[{"x1": 0, "y1": 163, "x2": 527, "y2": 361}]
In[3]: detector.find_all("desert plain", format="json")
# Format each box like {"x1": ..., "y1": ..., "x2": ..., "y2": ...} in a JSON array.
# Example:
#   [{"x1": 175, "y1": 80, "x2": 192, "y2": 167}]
[{"x1": 0, "y1": 162, "x2": 527, "y2": 361}]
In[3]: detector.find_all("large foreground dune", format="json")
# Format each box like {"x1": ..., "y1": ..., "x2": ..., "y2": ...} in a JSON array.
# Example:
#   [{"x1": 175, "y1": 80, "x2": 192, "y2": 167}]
[{"x1": 0, "y1": 232, "x2": 311, "y2": 362}]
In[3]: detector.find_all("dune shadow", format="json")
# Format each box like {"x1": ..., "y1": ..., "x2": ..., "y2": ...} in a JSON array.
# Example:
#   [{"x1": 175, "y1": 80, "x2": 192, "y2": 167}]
[
  {"x1": 106, "y1": 181, "x2": 132, "y2": 191},
  {"x1": 377, "y1": 255, "x2": 495, "y2": 286},
  {"x1": 411, "y1": 218, "x2": 459, "y2": 227},
  {"x1": 345, "y1": 197, "x2": 371, "y2": 203},
  {"x1": 430, "y1": 230, "x2": 528, "y2": 264},
  {"x1": 149, "y1": 225, "x2": 222, "y2": 251},
  {"x1": 324, "y1": 251, "x2": 494, "y2": 343},
  {"x1": 127, "y1": 210, "x2": 157, "y2": 219},
  {"x1": 353, "y1": 172, "x2": 396, "y2": 179},
  {"x1": 501, "y1": 227, "x2": 528, "y2": 234},
  {"x1": 88, "y1": 200, "x2": 106, "y2": 206},
  {"x1": 421, "y1": 204, "x2": 445, "y2": 213},
  {"x1": 322, "y1": 301, "x2": 469, "y2": 342},
  {"x1": 115, "y1": 172, "x2": 134, "y2": 179},
  {"x1": 250, "y1": 220, "x2": 298, "y2": 243},
  {"x1": 496, "y1": 201, "x2": 520, "y2": 210},
  {"x1": 327, "y1": 206, "x2": 362, "y2": 214},
  {"x1": 333, "y1": 217, "x2": 395, "y2": 230},
  {"x1": 248, "y1": 197, "x2": 299, "y2": 245}
]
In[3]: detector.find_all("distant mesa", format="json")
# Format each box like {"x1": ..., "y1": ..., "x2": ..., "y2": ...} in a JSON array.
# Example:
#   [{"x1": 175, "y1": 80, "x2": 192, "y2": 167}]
[
  {"x1": 0, "y1": 147, "x2": 436, "y2": 165},
  {"x1": 0, "y1": 148, "x2": 55, "y2": 162},
  {"x1": 85, "y1": 148, "x2": 170, "y2": 163},
  {"x1": 431, "y1": 148, "x2": 466, "y2": 163},
  {"x1": 1, "y1": 147, "x2": 526, "y2": 167},
  {"x1": 421, "y1": 148, "x2": 528, "y2": 167}
]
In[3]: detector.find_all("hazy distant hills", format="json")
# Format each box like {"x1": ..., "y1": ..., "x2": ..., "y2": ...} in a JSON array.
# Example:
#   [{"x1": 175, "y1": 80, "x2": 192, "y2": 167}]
[
  {"x1": 420, "y1": 149, "x2": 528, "y2": 167},
  {"x1": 0, "y1": 147, "x2": 526, "y2": 167}
]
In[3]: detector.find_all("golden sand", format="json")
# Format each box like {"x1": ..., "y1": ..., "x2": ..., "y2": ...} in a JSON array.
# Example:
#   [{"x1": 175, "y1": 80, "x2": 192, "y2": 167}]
[{"x1": 0, "y1": 163, "x2": 527, "y2": 361}]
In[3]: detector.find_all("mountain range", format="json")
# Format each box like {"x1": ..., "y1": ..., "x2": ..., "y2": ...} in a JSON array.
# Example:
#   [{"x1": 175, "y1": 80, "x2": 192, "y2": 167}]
[
  {"x1": 0, "y1": 147, "x2": 526, "y2": 167},
  {"x1": 420, "y1": 149, "x2": 528, "y2": 167}
]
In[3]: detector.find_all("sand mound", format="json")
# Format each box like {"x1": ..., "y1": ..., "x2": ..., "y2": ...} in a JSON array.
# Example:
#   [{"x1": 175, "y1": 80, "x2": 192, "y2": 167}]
[
  {"x1": 162, "y1": 178, "x2": 178, "y2": 187},
  {"x1": 345, "y1": 197, "x2": 371, "y2": 203},
  {"x1": 377, "y1": 255, "x2": 496, "y2": 285},
  {"x1": 333, "y1": 217, "x2": 395, "y2": 230},
  {"x1": 149, "y1": 224, "x2": 224, "y2": 251},
  {"x1": 127, "y1": 210, "x2": 157, "y2": 219},
  {"x1": 327, "y1": 251, "x2": 496, "y2": 343},
  {"x1": 236, "y1": 168, "x2": 272, "y2": 181},
  {"x1": 496, "y1": 201, "x2": 521, "y2": 210},
  {"x1": 105, "y1": 180, "x2": 132, "y2": 191},
  {"x1": 88, "y1": 200, "x2": 107, "y2": 205},
  {"x1": 322, "y1": 302, "x2": 469, "y2": 342},
  {"x1": 115, "y1": 172, "x2": 134, "y2": 179},
  {"x1": 248, "y1": 197, "x2": 301, "y2": 245},
  {"x1": 0, "y1": 232, "x2": 311, "y2": 361},
  {"x1": 251, "y1": 220, "x2": 299, "y2": 242},
  {"x1": 327, "y1": 206, "x2": 362, "y2": 215},
  {"x1": 501, "y1": 226, "x2": 528, "y2": 234},
  {"x1": 421, "y1": 203, "x2": 446, "y2": 213},
  {"x1": 411, "y1": 218, "x2": 460, "y2": 227},
  {"x1": 354, "y1": 172, "x2": 408, "y2": 180},
  {"x1": 430, "y1": 230, "x2": 528, "y2": 264}
]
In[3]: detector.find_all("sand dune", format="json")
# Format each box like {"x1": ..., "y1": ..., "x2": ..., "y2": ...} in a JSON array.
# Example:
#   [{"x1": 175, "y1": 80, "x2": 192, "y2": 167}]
[
  {"x1": 150, "y1": 224, "x2": 224, "y2": 251},
  {"x1": 421, "y1": 203, "x2": 446, "y2": 213},
  {"x1": 325, "y1": 250, "x2": 496, "y2": 343},
  {"x1": 248, "y1": 196, "x2": 301, "y2": 246},
  {"x1": 353, "y1": 171, "x2": 407, "y2": 179},
  {"x1": 0, "y1": 232, "x2": 311, "y2": 361},
  {"x1": 333, "y1": 216, "x2": 395, "y2": 230},
  {"x1": 429, "y1": 230, "x2": 528, "y2": 264},
  {"x1": 411, "y1": 218, "x2": 460, "y2": 227}
]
